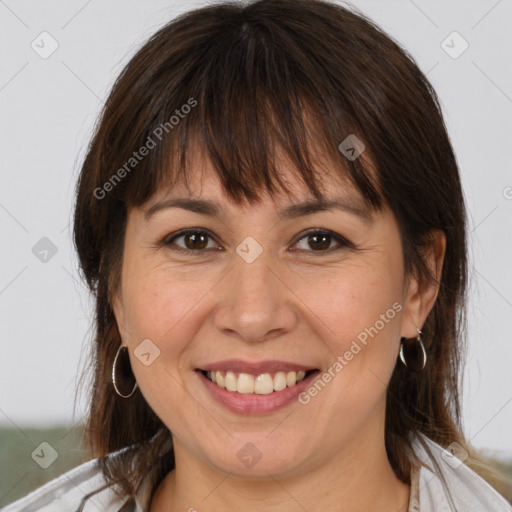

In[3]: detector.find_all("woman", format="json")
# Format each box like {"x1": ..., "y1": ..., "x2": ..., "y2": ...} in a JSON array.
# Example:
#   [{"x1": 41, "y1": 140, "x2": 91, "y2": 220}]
[{"x1": 3, "y1": 0, "x2": 511, "y2": 510}]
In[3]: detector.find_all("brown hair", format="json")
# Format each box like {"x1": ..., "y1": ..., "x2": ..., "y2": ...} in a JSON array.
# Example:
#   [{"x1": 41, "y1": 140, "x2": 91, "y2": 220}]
[{"x1": 72, "y1": 0, "x2": 508, "y2": 508}]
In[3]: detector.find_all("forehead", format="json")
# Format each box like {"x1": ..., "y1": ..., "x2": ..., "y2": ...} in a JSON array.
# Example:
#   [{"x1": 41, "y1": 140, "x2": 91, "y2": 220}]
[
  {"x1": 140, "y1": 149, "x2": 378, "y2": 227},
  {"x1": 147, "y1": 148, "x2": 366, "y2": 209}
]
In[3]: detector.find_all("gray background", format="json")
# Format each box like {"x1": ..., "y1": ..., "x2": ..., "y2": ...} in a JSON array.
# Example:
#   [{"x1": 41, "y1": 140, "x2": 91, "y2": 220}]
[{"x1": 1, "y1": 0, "x2": 511, "y2": 457}]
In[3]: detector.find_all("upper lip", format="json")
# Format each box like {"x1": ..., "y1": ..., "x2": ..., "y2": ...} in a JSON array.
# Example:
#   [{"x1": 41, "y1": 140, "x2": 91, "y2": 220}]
[{"x1": 198, "y1": 359, "x2": 317, "y2": 375}]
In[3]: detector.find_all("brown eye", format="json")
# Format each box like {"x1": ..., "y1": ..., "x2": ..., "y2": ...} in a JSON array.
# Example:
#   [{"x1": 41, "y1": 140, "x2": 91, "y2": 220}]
[
  {"x1": 183, "y1": 232, "x2": 209, "y2": 250},
  {"x1": 304, "y1": 233, "x2": 332, "y2": 251},
  {"x1": 163, "y1": 228, "x2": 352, "y2": 255},
  {"x1": 164, "y1": 230, "x2": 218, "y2": 252},
  {"x1": 293, "y1": 230, "x2": 351, "y2": 253}
]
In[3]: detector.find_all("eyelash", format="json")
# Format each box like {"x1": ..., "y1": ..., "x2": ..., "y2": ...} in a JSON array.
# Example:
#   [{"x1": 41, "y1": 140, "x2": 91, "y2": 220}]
[{"x1": 161, "y1": 228, "x2": 354, "y2": 255}]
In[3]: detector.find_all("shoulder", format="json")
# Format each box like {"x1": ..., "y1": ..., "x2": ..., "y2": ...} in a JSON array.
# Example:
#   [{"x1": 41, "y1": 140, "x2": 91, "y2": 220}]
[
  {"x1": 412, "y1": 433, "x2": 512, "y2": 511},
  {"x1": 0, "y1": 458, "x2": 131, "y2": 512}
]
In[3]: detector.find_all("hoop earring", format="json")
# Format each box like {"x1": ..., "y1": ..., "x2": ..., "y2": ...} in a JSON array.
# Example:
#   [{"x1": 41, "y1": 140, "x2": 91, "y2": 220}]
[
  {"x1": 399, "y1": 328, "x2": 427, "y2": 372},
  {"x1": 112, "y1": 345, "x2": 138, "y2": 398}
]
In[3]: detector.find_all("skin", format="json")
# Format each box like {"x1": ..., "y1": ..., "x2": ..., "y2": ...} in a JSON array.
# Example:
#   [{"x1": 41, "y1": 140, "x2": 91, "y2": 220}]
[{"x1": 112, "y1": 153, "x2": 445, "y2": 512}]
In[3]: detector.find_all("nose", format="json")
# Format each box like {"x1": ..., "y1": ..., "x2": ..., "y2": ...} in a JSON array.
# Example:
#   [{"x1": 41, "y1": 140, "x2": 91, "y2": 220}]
[{"x1": 213, "y1": 247, "x2": 298, "y2": 344}]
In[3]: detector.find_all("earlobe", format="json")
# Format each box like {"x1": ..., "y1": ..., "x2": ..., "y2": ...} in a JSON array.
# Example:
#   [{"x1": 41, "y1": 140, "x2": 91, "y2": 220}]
[
  {"x1": 110, "y1": 291, "x2": 127, "y2": 339},
  {"x1": 400, "y1": 230, "x2": 446, "y2": 338}
]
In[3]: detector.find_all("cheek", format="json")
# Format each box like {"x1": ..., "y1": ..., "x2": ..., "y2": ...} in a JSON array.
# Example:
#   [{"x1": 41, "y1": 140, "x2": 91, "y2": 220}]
[
  {"x1": 120, "y1": 264, "x2": 222, "y2": 404},
  {"x1": 294, "y1": 259, "x2": 403, "y2": 350},
  {"x1": 121, "y1": 269, "x2": 206, "y2": 423},
  {"x1": 293, "y1": 257, "x2": 404, "y2": 410},
  {"x1": 122, "y1": 266, "x2": 208, "y2": 343}
]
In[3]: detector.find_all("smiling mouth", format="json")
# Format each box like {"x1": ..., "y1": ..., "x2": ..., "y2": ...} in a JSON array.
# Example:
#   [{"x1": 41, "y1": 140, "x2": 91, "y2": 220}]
[{"x1": 199, "y1": 369, "x2": 318, "y2": 395}]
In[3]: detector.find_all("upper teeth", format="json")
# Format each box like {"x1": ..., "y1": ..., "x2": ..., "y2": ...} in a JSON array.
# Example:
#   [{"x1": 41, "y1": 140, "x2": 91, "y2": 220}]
[{"x1": 206, "y1": 370, "x2": 307, "y2": 394}]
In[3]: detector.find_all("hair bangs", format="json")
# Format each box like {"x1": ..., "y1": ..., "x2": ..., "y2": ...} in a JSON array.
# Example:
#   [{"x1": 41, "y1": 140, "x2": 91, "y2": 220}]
[{"x1": 121, "y1": 11, "x2": 383, "y2": 211}]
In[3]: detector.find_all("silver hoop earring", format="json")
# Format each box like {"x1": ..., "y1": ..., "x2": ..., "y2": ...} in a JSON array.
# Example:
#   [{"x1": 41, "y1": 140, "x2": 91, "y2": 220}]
[
  {"x1": 112, "y1": 345, "x2": 138, "y2": 398},
  {"x1": 399, "y1": 328, "x2": 426, "y2": 372}
]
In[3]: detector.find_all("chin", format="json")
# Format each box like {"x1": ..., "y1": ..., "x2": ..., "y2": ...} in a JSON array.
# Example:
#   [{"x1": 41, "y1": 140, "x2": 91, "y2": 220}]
[{"x1": 198, "y1": 435, "x2": 311, "y2": 479}]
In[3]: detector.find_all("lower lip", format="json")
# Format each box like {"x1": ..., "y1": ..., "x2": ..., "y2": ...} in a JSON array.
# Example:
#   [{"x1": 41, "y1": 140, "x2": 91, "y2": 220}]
[{"x1": 197, "y1": 370, "x2": 319, "y2": 415}]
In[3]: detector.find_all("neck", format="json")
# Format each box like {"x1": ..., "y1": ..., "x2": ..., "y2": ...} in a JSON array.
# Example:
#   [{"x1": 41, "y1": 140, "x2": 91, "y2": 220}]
[{"x1": 150, "y1": 427, "x2": 411, "y2": 512}]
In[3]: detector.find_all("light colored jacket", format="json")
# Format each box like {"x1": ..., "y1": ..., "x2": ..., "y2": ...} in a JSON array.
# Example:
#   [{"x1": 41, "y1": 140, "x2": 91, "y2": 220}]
[{"x1": 2, "y1": 433, "x2": 511, "y2": 511}]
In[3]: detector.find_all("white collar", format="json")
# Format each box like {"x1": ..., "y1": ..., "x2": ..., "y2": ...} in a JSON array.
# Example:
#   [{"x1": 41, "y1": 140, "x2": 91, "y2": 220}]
[{"x1": 409, "y1": 432, "x2": 512, "y2": 511}]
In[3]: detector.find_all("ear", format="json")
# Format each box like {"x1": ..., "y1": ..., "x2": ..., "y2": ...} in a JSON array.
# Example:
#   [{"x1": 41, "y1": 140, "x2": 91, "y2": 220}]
[
  {"x1": 110, "y1": 287, "x2": 128, "y2": 340},
  {"x1": 400, "y1": 229, "x2": 446, "y2": 339}
]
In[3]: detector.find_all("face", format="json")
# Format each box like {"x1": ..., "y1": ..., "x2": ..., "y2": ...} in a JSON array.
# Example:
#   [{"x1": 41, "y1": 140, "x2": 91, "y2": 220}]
[{"x1": 112, "y1": 154, "x2": 434, "y2": 479}]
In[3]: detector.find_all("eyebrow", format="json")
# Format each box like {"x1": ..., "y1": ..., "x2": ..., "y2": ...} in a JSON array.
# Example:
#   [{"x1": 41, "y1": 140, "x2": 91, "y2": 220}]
[{"x1": 143, "y1": 197, "x2": 374, "y2": 223}]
